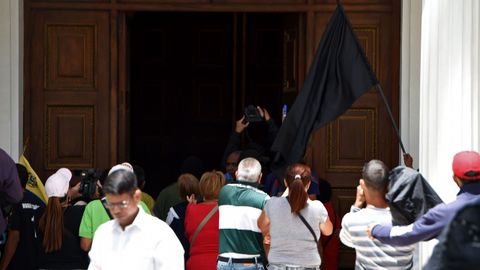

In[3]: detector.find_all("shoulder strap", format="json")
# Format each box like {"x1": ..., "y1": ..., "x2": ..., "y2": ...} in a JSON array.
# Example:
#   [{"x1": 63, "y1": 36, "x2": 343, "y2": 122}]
[
  {"x1": 298, "y1": 209, "x2": 325, "y2": 260},
  {"x1": 298, "y1": 212, "x2": 318, "y2": 243},
  {"x1": 100, "y1": 198, "x2": 113, "y2": 220},
  {"x1": 190, "y1": 205, "x2": 218, "y2": 246},
  {"x1": 287, "y1": 196, "x2": 318, "y2": 243}
]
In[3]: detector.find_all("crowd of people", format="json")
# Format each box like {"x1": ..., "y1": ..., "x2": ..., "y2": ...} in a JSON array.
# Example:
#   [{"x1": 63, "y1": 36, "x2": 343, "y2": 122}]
[{"x1": 0, "y1": 106, "x2": 479, "y2": 270}]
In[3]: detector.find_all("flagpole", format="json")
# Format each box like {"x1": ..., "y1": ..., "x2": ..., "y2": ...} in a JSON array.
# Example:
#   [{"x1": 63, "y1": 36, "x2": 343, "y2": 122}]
[
  {"x1": 375, "y1": 84, "x2": 407, "y2": 154},
  {"x1": 23, "y1": 137, "x2": 30, "y2": 156}
]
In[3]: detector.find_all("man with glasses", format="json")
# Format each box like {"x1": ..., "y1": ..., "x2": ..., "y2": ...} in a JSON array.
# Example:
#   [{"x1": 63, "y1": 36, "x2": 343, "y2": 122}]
[
  {"x1": 88, "y1": 169, "x2": 184, "y2": 270},
  {"x1": 79, "y1": 163, "x2": 150, "y2": 252}
]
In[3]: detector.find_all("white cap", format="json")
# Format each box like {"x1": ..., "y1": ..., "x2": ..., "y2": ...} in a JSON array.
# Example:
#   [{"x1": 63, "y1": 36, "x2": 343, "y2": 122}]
[
  {"x1": 45, "y1": 168, "x2": 72, "y2": 198},
  {"x1": 108, "y1": 162, "x2": 134, "y2": 176}
]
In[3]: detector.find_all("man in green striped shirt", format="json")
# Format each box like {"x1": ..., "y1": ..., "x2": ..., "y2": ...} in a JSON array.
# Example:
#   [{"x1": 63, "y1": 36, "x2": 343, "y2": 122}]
[{"x1": 217, "y1": 157, "x2": 270, "y2": 270}]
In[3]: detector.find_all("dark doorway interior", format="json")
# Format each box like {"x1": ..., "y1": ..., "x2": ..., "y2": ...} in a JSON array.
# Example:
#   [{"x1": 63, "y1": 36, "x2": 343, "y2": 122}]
[{"x1": 129, "y1": 12, "x2": 299, "y2": 197}]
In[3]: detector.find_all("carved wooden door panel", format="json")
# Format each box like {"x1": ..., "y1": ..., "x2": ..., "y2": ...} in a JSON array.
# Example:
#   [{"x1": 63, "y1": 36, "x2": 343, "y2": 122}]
[
  {"x1": 305, "y1": 8, "x2": 400, "y2": 268},
  {"x1": 27, "y1": 10, "x2": 111, "y2": 179}
]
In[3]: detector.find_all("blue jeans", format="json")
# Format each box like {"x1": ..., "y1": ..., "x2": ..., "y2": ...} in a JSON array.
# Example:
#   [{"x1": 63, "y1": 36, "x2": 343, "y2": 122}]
[
  {"x1": 217, "y1": 258, "x2": 265, "y2": 270},
  {"x1": 267, "y1": 264, "x2": 319, "y2": 270}
]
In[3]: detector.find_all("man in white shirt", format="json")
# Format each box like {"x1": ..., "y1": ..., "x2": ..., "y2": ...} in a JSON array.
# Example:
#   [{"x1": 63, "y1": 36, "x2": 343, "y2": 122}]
[
  {"x1": 88, "y1": 169, "x2": 184, "y2": 270},
  {"x1": 340, "y1": 160, "x2": 414, "y2": 270}
]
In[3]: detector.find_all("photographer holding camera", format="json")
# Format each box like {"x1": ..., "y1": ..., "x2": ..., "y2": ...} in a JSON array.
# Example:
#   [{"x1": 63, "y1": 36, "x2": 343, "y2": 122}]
[
  {"x1": 221, "y1": 106, "x2": 278, "y2": 182},
  {"x1": 78, "y1": 163, "x2": 151, "y2": 252},
  {"x1": 68, "y1": 169, "x2": 104, "y2": 207}
]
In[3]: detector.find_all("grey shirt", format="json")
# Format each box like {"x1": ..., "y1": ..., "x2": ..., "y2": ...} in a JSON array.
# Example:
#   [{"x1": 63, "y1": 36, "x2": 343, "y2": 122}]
[{"x1": 264, "y1": 197, "x2": 328, "y2": 267}]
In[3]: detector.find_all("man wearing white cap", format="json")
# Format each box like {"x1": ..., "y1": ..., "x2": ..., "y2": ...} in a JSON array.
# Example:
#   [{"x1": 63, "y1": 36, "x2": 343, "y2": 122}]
[
  {"x1": 79, "y1": 163, "x2": 150, "y2": 252},
  {"x1": 88, "y1": 169, "x2": 184, "y2": 270}
]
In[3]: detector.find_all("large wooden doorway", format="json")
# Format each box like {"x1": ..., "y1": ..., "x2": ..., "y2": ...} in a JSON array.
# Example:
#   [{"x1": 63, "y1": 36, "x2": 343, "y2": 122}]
[
  {"x1": 24, "y1": 1, "x2": 400, "y2": 268},
  {"x1": 128, "y1": 12, "x2": 299, "y2": 194}
]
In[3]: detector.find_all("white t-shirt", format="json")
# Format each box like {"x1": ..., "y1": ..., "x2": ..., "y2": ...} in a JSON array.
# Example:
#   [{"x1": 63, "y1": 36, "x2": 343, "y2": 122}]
[
  {"x1": 340, "y1": 206, "x2": 414, "y2": 270},
  {"x1": 88, "y1": 206, "x2": 184, "y2": 270},
  {"x1": 265, "y1": 197, "x2": 328, "y2": 267}
]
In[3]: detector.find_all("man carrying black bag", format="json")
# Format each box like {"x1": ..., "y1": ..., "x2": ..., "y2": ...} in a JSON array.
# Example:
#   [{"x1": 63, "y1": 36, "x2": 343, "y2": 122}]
[{"x1": 368, "y1": 151, "x2": 480, "y2": 246}]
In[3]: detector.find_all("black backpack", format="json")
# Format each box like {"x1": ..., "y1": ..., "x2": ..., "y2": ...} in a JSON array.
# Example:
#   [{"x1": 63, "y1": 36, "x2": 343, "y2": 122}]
[
  {"x1": 424, "y1": 197, "x2": 480, "y2": 270},
  {"x1": 386, "y1": 166, "x2": 443, "y2": 225}
]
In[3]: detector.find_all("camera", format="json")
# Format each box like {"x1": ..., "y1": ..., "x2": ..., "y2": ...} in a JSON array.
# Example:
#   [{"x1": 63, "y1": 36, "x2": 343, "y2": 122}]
[
  {"x1": 244, "y1": 105, "x2": 263, "y2": 123},
  {"x1": 79, "y1": 169, "x2": 101, "y2": 200}
]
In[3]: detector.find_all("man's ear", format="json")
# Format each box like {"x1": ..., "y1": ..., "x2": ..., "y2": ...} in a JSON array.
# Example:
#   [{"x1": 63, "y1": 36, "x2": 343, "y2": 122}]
[
  {"x1": 235, "y1": 171, "x2": 239, "y2": 179},
  {"x1": 452, "y1": 175, "x2": 463, "y2": 187},
  {"x1": 133, "y1": 189, "x2": 142, "y2": 202},
  {"x1": 257, "y1": 173, "x2": 263, "y2": 183}
]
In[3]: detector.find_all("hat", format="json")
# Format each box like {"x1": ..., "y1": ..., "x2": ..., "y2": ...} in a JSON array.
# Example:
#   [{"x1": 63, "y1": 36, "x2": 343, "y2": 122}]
[
  {"x1": 45, "y1": 168, "x2": 72, "y2": 198},
  {"x1": 108, "y1": 162, "x2": 134, "y2": 176},
  {"x1": 452, "y1": 151, "x2": 480, "y2": 180}
]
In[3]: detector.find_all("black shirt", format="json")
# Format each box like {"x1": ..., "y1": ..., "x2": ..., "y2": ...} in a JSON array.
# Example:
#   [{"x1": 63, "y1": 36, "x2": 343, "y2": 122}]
[
  {"x1": 37, "y1": 205, "x2": 89, "y2": 269},
  {"x1": 7, "y1": 190, "x2": 45, "y2": 270}
]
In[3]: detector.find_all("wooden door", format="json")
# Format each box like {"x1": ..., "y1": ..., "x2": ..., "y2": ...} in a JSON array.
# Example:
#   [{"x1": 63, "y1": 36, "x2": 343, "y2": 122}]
[
  {"x1": 241, "y1": 13, "x2": 301, "y2": 149},
  {"x1": 129, "y1": 13, "x2": 235, "y2": 193},
  {"x1": 26, "y1": 10, "x2": 112, "y2": 179},
  {"x1": 24, "y1": 3, "x2": 399, "y2": 268},
  {"x1": 127, "y1": 13, "x2": 298, "y2": 195},
  {"x1": 304, "y1": 6, "x2": 401, "y2": 268}
]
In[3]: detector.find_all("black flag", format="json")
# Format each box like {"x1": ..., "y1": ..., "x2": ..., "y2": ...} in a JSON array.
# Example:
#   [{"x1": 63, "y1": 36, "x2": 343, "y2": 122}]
[{"x1": 271, "y1": 4, "x2": 378, "y2": 165}]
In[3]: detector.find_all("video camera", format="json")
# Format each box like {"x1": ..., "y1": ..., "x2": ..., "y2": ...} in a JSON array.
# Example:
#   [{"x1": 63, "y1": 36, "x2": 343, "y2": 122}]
[
  {"x1": 244, "y1": 105, "x2": 263, "y2": 123},
  {"x1": 79, "y1": 169, "x2": 101, "y2": 200}
]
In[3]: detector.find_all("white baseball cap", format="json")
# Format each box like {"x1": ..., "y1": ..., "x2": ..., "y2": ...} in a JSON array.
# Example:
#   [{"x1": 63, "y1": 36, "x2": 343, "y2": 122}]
[{"x1": 45, "y1": 168, "x2": 72, "y2": 198}]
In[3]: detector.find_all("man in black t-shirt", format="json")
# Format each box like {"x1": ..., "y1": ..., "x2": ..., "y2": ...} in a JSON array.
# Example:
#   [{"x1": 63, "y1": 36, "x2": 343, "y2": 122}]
[{"x1": 0, "y1": 164, "x2": 46, "y2": 270}]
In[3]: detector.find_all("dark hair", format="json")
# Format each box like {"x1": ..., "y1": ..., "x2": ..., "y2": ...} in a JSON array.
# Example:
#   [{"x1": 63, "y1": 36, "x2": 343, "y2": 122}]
[
  {"x1": 177, "y1": 173, "x2": 200, "y2": 199},
  {"x1": 285, "y1": 163, "x2": 312, "y2": 214},
  {"x1": 227, "y1": 150, "x2": 242, "y2": 159},
  {"x1": 362, "y1": 160, "x2": 389, "y2": 192},
  {"x1": 133, "y1": 165, "x2": 146, "y2": 189},
  {"x1": 99, "y1": 169, "x2": 109, "y2": 185},
  {"x1": 102, "y1": 170, "x2": 138, "y2": 195},
  {"x1": 16, "y1": 164, "x2": 28, "y2": 188}
]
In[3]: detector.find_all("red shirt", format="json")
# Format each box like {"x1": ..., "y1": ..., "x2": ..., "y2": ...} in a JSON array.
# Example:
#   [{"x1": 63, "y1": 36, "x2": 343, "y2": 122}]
[{"x1": 184, "y1": 203, "x2": 219, "y2": 270}]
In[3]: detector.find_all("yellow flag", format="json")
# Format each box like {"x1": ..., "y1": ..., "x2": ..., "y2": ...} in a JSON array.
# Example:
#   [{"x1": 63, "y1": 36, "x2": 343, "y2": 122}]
[{"x1": 19, "y1": 154, "x2": 48, "y2": 204}]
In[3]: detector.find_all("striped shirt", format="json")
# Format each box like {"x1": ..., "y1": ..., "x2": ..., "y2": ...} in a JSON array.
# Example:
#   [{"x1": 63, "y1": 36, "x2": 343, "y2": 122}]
[
  {"x1": 218, "y1": 181, "x2": 270, "y2": 257},
  {"x1": 340, "y1": 206, "x2": 414, "y2": 270}
]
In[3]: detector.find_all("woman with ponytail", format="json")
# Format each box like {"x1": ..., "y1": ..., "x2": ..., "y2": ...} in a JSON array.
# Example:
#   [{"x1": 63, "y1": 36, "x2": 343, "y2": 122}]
[
  {"x1": 258, "y1": 163, "x2": 333, "y2": 270},
  {"x1": 37, "y1": 168, "x2": 89, "y2": 269}
]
